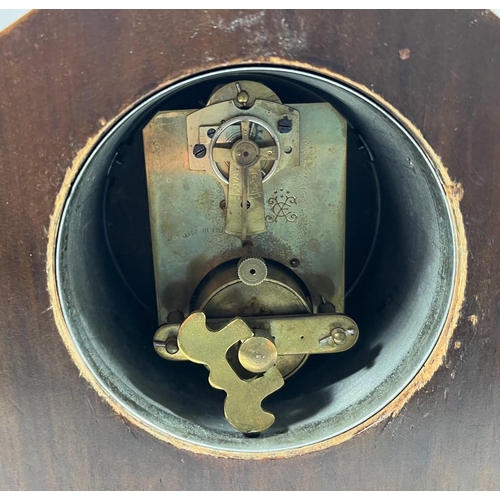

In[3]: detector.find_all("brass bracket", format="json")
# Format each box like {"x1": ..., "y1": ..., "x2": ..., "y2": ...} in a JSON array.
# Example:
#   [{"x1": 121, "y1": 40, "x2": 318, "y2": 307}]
[
  {"x1": 154, "y1": 312, "x2": 359, "y2": 362},
  {"x1": 162, "y1": 311, "x2": 359, "y2": 432}
]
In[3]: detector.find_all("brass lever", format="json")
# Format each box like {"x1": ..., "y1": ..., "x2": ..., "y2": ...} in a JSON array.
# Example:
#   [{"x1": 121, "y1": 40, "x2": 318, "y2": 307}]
[
  {"x1": 154, "y1": 311, "x2": 359, "y2": 433},
  {"x1": 177, "y1": 312, "x2": 284, "y2": 433}
]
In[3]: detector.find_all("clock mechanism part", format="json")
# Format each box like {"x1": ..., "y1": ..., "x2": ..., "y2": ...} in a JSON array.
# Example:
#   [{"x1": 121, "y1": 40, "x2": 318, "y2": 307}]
[{"x1": 142, "y1": 80, "x2": 359, "y2": 434}]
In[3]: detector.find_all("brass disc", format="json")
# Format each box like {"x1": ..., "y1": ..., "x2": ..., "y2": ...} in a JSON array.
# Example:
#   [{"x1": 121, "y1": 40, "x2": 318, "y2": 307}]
[
  {"x1": 193, "y1": 261, "x2": 311, "y2": 379},
  {"x1": 238, "y1": 337, "x2": 278, "y2": 373}
]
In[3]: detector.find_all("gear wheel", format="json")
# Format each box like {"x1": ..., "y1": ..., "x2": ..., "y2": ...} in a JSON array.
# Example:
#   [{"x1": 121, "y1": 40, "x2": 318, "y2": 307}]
[{"x1": 237, "y1": 255, "x2": 268, "y2": 286}]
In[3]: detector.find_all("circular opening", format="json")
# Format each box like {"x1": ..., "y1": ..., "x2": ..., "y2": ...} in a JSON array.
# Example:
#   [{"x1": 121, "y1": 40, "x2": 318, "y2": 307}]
[{"x1": 55, "y1": 66, "x2": 457, "y2": 455}]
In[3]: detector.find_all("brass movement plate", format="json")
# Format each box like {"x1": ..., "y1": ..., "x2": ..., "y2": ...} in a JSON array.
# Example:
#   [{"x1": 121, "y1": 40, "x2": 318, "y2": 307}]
[{"x1": 143, "y1": 92, "x2": 347, "y2": 324}]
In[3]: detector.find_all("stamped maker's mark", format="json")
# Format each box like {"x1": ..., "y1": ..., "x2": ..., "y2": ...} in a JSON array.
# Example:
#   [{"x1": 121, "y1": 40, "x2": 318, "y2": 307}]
[{"x1": 267, "y1": 189, "x2": 297, "y2": 223}]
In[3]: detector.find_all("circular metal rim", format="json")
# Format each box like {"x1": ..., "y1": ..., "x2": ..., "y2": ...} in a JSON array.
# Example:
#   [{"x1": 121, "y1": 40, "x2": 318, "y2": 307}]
[
  {"x1": 208, "y1": 114, "x2": 282, "y2": 184},
  {"x1": 199, "y1": 277, "x2": 311, "y2": 311},
  {"x1": 196, "y1": 262, "x2": 311, "y2": 381},
  {"x1": 49, "y1": 63, "x2": 465, "y2": 459}
]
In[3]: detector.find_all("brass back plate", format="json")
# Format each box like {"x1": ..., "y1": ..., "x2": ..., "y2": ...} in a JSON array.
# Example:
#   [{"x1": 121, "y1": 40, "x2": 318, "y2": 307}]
[{"x1": 143, "y1": 99, "x2": 347, "y2": 324}]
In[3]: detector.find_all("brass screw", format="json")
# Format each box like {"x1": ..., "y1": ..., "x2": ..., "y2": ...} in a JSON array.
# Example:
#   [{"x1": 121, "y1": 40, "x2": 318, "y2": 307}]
[
  {"x1": 319, "y1": 328, "x2": 347, "y2": 346},
  {"x1": 236, "y1": 91, "x2": 249, "y2": 105},
  {"x1": 332, "y1": 328, "x2": 347, "y2": 345}
]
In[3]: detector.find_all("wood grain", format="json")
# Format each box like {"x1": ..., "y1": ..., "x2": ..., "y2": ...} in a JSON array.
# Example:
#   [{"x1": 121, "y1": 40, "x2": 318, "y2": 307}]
[{"x1": 1, "y1": 9, "x2": 500, "y2": 490}]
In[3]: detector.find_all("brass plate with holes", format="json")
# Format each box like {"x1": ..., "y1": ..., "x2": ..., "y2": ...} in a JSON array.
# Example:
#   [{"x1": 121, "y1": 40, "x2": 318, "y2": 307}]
[{"x1": 143, "y1": 84, "x2": 348, "y2": 323}]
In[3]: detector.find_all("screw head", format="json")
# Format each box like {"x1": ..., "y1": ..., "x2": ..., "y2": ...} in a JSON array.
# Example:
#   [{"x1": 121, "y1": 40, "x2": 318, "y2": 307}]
[
  {"x1": 236, "y1": 91, "x2": 249, "y2": 105},
  {"x1": 207, "y1": 128, "x2": 216, "y2": 139},
  {"x1": 193, "y1": 143, "x2": 206, "y2": 158},
  {"x1": 238, "y1": 336, "x2": 277, "y2": 373},
  {"x1": 278, "y1": 117, "x2": 292, "y2": 134},
  {"x1": 332, "y1": 328, "x2": 347, "y2": 345}
]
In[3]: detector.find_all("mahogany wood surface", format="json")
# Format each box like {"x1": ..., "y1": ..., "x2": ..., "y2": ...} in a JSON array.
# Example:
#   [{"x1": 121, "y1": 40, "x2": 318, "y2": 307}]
[{"x1": 0, "y1": 9, "x2": 499, "y2": 490}]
